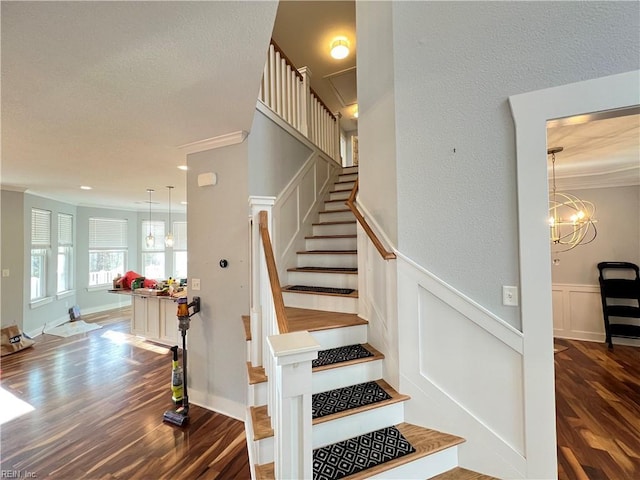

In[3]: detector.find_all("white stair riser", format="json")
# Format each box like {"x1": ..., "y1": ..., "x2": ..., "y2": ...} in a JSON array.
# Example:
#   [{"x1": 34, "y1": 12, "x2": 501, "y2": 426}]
[
  {"x1": 333, "y1": 180, "x2": 355, "y2": 190},
  {"x1": 313, "y1": 222, "x2": 357, "y2": 236},
  {"x1": 283, "y1": 291, "x2": 358, "y2": 313},
  {"x1": 246, "y1": 340, "x2": 250, "y2": 362},
  {"x1": 253, "y1": 436, "x2": 274, "y2": 465},
  {"x1": 324, "y1": 201, "x2": 348, "y2": 211},
  {"x1": 247, "y1": 381, "x2": 267, "y2": 406},
  {"x1": 312, "y1": 359, "x2": 383, "y2": 393},
  {"x1": 306, "y1": 236, "x2": 357, "y2": 251},
  {"x1": 329, "y1": 191, "x2": 351, "y2": 201},
  {"x1": 287, "y1": 271, "x2": 358, "y2": 290},
  {"x1": 297, "y1": 253, "x2": 357, "y2": 269},
  {"x1": 371, "y1": 446, "x2": 459, "y2": 479},
  {"x1": 309, "y1": 324, "x2": 368, "y2": 350},
  {"x1": 342, "y1": 167, "x2": 358, "y2": 175},
  {"x1": 312, "y1": 402, "x2": 405, "y2": 449},
  {"x1": 338, "y1": 173, "x2": 358, "y2": 182},
  {"x1": 319, "y1": 210, "x2": 355, "y2": 223}
]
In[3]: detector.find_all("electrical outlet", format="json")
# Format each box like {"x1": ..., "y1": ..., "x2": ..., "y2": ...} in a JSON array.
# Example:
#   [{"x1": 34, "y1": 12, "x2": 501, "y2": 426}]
[
  {"x1": 502, "y1": 286, "x2": 519, "y2": 306},
  {"x1": 191, "y1": 278, "x2": 201, "y2": 291},
  {"x1": 2, "y1": 269, "x2": 9, "y2": 277}
]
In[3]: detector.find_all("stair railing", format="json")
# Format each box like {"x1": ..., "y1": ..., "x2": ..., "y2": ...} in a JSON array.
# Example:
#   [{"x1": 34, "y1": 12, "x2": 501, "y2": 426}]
[
  {"x1": 259, "y1": 39, "x2": 341, "y2": 162},
  {"x1": 249, "y1": 197, "x2": 320, "y2": 479},
  {"x1": 345, "y1": 178, "x2": 396, "y2": 260}
]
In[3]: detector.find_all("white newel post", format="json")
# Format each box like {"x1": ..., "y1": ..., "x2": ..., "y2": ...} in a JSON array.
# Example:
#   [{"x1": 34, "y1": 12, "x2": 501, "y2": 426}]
[
  {"x1": 298, "y1": 66, "x2": 312, "y2": 138},
  {"x1": 248, "y1": 196, "x2": 276, "y2": 369},
  {"x1": 267, "y1": 331, "x2": 320, "y2": 480}
]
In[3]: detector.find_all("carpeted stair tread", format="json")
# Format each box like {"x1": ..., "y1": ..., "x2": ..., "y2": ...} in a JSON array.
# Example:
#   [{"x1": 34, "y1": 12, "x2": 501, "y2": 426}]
[
  {"x1": 313, "y1": 344, "x2": 374, "y2": 367},
  {"x1": 288, "y1": 267, "x2": 358, "y2": 274},
  {"x1": 312, "y1": 379, "x2": 410, "y2": 425},
  {"x1": 343, "y1": 423, "x2": 466, "y2": 480},
  {"x1": 283, "y1": 285, "x2": 358, "y2": 297},
  {"x1": 313, "y1": 426, "x2": 415, "y2": 480},
  {"x1": 312, "y1": 343, "x2": 384, "y2": 372},
  {"x1": 431, "y1": 467, "x2": 500, "y2": 480}
]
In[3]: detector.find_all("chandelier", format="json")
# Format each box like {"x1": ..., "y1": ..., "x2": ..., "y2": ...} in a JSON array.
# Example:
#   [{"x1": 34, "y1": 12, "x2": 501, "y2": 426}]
[{"x1": 548, "y1": 147, "x2": 597, "y2": 252}]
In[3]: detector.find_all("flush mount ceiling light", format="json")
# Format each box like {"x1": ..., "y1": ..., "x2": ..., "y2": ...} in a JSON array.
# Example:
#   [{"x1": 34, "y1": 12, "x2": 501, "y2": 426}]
[
  {"x1": 165, "y1": 186, "x2": 174, "y2": 248},
  {"x1": 146, "y1": 188, "x2": 155, "y2": 248},
  {"x1": 330, "y1": 37, "x2": 350, "y2": 60},
  {"x1": 548, "y1": 147, "x2": 597, "y2": 253}
]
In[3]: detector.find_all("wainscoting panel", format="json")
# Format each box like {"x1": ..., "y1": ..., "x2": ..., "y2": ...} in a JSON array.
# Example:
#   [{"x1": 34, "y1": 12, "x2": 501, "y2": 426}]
[
  {"x1": 397, "y1": 254, "x2": 526, "y2": 479},
  {"x1": 552, "y1": 284, "x2": 604, "y2": 342}
]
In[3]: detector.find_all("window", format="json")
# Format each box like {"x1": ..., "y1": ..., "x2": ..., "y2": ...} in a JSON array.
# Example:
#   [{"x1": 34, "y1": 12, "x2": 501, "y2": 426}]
[
  {"x1": 141, "y1": 220, "x2": 165, "y2": 279},
  {"x1": 31, "y1": 209, "x2": 51, "y2": 301},
  {"x1": 57, "y1": 213, "x2": 73, "y2": 293},
  {"x1": 89, "y1": 218, "x2": 127, "y2": 287},
  {"x1": 172, "y1": 221, "x2": 188, "y2": 279}
]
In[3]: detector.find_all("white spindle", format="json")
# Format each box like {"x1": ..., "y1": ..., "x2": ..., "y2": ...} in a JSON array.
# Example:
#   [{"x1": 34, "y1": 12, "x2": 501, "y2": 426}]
[
  {"x1": 275, "y1": 51, "x2": 282, "y2": 115},
  {"x1": 269, "y1": 45, "x2": 276, "y2": 112}
]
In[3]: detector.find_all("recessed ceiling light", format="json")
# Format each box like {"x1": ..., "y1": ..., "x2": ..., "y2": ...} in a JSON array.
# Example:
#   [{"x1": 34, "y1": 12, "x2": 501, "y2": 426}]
[
  {"x1": 180, "y1": 201, "x2": 188, "y2": 205},
  {"x1": 80, "y1": 185, "x2": 92, "y2": 190},
  {"x1": 330, "y1": 37, "x2": 350, "y2": 60},
  {"x1": 177, "y1": 165, "x2": 188, "y2": 171}
]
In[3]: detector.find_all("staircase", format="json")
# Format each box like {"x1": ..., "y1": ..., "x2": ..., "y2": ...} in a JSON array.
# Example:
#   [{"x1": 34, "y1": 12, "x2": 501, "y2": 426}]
[{"x1": 245, "y1": 167, "x2": 497, "y2": 479}]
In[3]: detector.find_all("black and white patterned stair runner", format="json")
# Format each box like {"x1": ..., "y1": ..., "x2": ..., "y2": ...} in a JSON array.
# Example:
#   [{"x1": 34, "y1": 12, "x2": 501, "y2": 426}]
[
  {"x1": 313, "y1": 344, "x2": 373, "y2": 368},
  {"x1": 313, "y1": 426, "x2": 416, "y2": 480},
  {"x1": 288, "y1": 285, "x2": 355, "y2": 295},
  {"x1": 312, "y1": 381, "x2": 391, "y2": 419}
]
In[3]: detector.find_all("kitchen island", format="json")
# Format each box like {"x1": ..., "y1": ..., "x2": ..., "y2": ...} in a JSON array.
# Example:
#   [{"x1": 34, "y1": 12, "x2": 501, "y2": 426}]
[{"x1": 109, "y1": 289, "x2": 185, "y2": 346}]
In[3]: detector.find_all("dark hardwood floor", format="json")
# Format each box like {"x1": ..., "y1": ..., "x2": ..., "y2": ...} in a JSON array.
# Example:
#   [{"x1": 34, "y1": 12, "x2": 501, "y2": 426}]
[
  {"x1": 555, "y1": 338, "x2": 640, "y2": 480},
  {"x1": 0, "y1": 308, "x2": 251, "y2": 479}
]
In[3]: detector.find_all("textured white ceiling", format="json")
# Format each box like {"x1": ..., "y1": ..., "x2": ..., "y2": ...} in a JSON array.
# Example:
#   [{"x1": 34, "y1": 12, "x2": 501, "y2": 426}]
[{"x1": 1, "y1": 1, "x2": 278, "y2": 211}]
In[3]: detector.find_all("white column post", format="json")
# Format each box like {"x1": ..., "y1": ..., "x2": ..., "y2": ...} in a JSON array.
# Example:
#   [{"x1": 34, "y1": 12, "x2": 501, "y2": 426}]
[
  {"x1": 248, "y1": 196, "x2": 276, "y2": 368},
  {"x1": 267, "y1": 331, "x2": 320, "y2": 480},
  {"x1": 298, "y1": 66, "x2": 312, "y2": 137}
]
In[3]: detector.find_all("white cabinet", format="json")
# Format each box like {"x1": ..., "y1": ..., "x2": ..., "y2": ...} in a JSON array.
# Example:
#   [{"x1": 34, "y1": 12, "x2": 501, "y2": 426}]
[{"x1": 131, "y1": 295, "x2": 177, "y2": 345}]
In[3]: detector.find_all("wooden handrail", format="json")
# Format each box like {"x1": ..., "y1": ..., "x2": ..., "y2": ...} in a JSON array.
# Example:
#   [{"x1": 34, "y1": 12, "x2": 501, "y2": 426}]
[
  {"x1": 345, "y1": 179, "x2": 396, "y2": 260},
  {"x1": 309, "y1": 87, "x2": 337, "y2": 121},
  {"x1": 269, "y1": 39, "x2": 304, "y2": 82},
  {"x1": 259, "y1": 210, "x2": 289, "y2": 334}
]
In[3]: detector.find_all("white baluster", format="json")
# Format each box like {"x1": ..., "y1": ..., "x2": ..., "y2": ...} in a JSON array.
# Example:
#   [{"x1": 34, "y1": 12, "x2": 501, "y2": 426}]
[{"x1": 269, "y1": 45, "x2": 276, "y2": 111}]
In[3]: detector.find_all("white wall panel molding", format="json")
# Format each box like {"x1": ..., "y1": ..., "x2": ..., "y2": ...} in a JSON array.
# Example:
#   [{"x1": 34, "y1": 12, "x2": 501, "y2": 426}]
[{"x1": 397, "y1": 256, "x2": 526, "y2": 478}]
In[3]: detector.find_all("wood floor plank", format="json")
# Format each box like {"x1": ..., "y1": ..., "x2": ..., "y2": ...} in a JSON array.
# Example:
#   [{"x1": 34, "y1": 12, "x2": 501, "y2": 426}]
[
  {"x1": 0, "y1": 308, "x2": 250, "y2": 479},
  {"x1": 555, "y1": 338, "x2": 640, "y2": 480}
]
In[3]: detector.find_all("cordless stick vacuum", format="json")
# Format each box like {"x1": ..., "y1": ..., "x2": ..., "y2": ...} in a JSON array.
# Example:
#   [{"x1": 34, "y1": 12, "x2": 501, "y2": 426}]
[{"x1": 163, "y1": 296, "x2": 200, "y2": 427}]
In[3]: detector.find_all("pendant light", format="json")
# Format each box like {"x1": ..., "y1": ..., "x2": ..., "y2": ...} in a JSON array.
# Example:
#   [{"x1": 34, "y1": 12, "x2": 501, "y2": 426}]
[
  {"x1": 548, "y1": 147, "x2": 597, "y2": 253},
  {"x1": 165, "y1": 186, "x2": 174, "y2": 248},
  {"x1": 145, "y1": 188, "x2": 155, "y2": 248}
]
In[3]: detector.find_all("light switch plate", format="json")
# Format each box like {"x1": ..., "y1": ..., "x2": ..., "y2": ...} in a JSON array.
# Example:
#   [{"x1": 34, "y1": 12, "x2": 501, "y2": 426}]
[
  {"x1": 2, "y1": 269, "x2": 9, "y2": 277},
  {"x1": 502, "y1": 286, "x2": 518, "y2": 306},
  {"x1": 191, "y1": 278, "x2": 201, "y2": 291}
]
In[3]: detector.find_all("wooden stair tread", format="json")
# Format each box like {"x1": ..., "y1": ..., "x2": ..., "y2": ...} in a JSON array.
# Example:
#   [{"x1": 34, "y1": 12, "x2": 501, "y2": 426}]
[
  {"x1": 312, "y1": 220, "x2": 356, "y2": 226},
  {"x1": 287, "y1": 267, "x2": 358, "y2": 274},
  {"x1": 313, "y1": 379, "x2": 409, "y2": 425},
  {"x1": 325, "y1": 198, "x2": 349, "y2": 203},
  {"x1": 335, "y1": 180, "x2": 356, "y2": 185},
  {"x1": 312, "y1": 342, "x2": 384, "y2": 372},
  {"x1": 282, "y1": 285, "x2": 358, "y2": 298},
  {"x1": 246, "y1": 361, "x2": 267, "y2": 385},
  {"x1": 249, "y1": 405, "x2": 273, "y2": 441},
  {"x1": 255, "y1": 462, "x2": 274, "y2": 480},
  {"x1": 241, "y1": 314, "x2": 251, "y2": 341},
  {"x1": 344, "y1": 423, "x2": 466, "y2": 480},
  {"x1": 285, "y1": 307, "x2": 367, "y2": 332},
  {"x1": 305, "y1": 234, "x2": 356, "y2": 239},
  {"x1": 431, "y1": 467, "x2": 500, "y2": 480},
  {"x1": 297, "y1": 249, "x2": 357, "y2": 254}
]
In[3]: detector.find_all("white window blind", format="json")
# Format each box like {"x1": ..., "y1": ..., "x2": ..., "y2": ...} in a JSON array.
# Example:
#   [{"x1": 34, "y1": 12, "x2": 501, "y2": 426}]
[
  {"x1": 90, "y1": 218, "x2": 127, "y2": 248},
  {"x1": 32, "y1": 209, "x2": 51, "y2": 246},
  {"x1": 173, "y1": 222, "x2": 187, "y2": 250},
  {"x1": 58, "y1": 213, "x2": 73, "y2": 245}
]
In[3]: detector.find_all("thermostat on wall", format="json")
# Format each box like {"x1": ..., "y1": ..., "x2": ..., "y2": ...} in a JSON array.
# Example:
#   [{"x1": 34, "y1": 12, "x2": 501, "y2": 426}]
[{"x1": 198, "y1": 172, "x2": 217, "y2": 187}]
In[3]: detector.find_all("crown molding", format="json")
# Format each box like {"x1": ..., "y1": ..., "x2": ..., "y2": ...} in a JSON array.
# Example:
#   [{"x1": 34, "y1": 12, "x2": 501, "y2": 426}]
[{"x1": 177, "y1": 130, "x2": 248, "y2": 155}]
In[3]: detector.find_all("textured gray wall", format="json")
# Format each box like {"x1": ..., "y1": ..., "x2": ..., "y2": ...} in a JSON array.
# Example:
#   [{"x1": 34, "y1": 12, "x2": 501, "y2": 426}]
[{"x1": 358, "y1": 1, "x2": 640, "y2": 328}]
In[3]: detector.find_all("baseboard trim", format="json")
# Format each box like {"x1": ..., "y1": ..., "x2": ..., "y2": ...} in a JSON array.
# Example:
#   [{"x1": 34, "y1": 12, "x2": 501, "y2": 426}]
[{"x1": 189, "y1": 388, "x2": 246, "y2": 422}]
